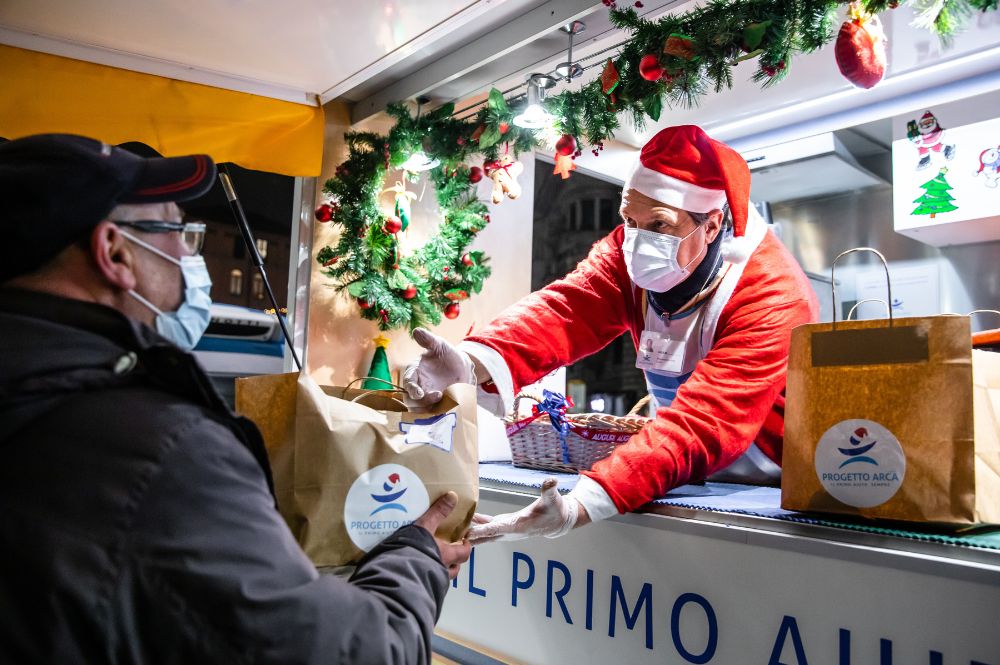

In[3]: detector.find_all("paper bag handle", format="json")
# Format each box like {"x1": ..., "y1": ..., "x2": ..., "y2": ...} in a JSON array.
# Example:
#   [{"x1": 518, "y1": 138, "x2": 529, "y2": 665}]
[
  {"x1": 846, "y1": 298, "x2": 890, "y2": 321},
  {"x1": 940, "y1": 310, "x2": 1000, "y2": 349},
  {"x1": 342, "y1": 376, "x2": 406, "y2": 393},
  {"x1": 340, "y1": 376, "x2": 409, "y2": 409},
  {"x1": 350, "y1": 391, "x2": 409, "y2": 409},
  {"x1": 936, "y1": 309, "x2": 1000, "y2": 322},
  {"x1": 831, "y1": 247, "x2": 893, "y2": 329},
  {"x1": 967, "y1": 309, "x2": 1000, "y2": 322}
]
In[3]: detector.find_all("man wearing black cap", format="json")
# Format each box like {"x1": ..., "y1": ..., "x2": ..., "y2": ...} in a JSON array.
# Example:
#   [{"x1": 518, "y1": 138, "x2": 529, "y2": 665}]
[{"x1": 0, "y1": 134, "x2": 469, "y2": 664}]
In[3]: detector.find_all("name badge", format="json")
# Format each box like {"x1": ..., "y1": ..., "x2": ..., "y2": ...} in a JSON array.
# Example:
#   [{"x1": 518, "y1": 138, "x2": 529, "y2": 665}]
[{"x1": 636, "y1": 329, "x2": 687, "y2": 374}]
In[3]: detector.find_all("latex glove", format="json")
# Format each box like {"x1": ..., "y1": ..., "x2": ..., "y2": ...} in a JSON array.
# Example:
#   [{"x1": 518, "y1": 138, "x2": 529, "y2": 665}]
[
  {"x1": 466, "y1": 479, "x2": 579, "y2": 544},
  {"x1": 402, "y1": 327, "x2": 476, "y2": 406}
]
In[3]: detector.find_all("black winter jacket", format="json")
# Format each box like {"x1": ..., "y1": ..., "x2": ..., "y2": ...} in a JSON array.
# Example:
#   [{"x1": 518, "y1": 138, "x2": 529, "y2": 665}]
[{"x1": 0, "y1": 288, "x2": 449, "y2": 664}]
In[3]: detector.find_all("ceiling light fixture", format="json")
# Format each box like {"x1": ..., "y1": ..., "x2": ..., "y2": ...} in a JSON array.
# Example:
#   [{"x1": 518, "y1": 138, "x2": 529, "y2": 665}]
[
  {"x1": 513, "y1": 73, "x2": 557, "y2": 129},
  {"x1": 554, "y1": 21, "x2": 586, "y2": 80}
]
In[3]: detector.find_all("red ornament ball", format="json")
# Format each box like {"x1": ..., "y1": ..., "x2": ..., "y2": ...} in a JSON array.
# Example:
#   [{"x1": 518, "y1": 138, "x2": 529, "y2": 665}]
[
  {"x1": 638, "y1": 54, "x2": 665, "y2": 81},
  {"x1": 383, "y1": 215, "x2": 403, "y2": 234},
  {"x1": 835, "y1": 16, "x2": 886, "y2": 89},
  {"x1": 499, "y1": 122, "x2": 510, "y2": 135},
  {"x1": 402, "y1": 284, "x2": 417, "y2": 300},
  {"x1": 314, "y1": 203, "x2": 334, "y2": 222},
  {"x1": 461, "y1": 253, "x2": 474, "y2": 267},
  {"x1": 468, "y1": 166, "x2": 484, "y2": 184},
  {"x1": 762, "y1": 61, "x2": 785, "y2": 77},
  {"x1": 444, "y1": 303, "x2": 460, "y2": 319},
  {"x1": 358, "y1": 298, "x2": 373, "y2": 310},
  {"x1": 555, "y1": 134, "x2": 577, "y2": 157}
]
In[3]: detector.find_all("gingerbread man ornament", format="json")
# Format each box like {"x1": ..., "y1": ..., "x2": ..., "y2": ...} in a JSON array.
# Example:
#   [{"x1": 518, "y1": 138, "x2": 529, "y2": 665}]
[{"x1": 483, "y1": 155, "x2": 523, "y2": 204}]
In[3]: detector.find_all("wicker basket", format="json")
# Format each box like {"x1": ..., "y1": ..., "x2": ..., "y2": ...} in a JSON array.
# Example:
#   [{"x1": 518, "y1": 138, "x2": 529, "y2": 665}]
[{"x1": 506, "y1": 394, "x2": 651, "y2": 474}]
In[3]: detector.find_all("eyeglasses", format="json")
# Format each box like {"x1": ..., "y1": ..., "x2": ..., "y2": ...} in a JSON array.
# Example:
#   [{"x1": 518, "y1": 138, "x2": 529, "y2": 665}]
[{"x1": 113, "y1": 220, "x2": 206, "y2": 255}]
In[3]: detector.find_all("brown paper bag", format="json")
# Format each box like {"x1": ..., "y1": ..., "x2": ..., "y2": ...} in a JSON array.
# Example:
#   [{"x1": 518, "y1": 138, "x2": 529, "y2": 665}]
[
  {"x1": 235, "y1": 372, "x2": 478, "y2": 566},
  {"x1": 782, "y1": 315, "x2": 1000, "y2": 525}
]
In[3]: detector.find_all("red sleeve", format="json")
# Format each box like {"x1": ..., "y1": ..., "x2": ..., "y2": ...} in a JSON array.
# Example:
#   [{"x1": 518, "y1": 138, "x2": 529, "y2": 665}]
[
  {"x1": 466, "y1": 226, "x2": 639, "y2": 393},
  {"x1": 583, "y1": 271, "x2": 817, "y2": 513}
]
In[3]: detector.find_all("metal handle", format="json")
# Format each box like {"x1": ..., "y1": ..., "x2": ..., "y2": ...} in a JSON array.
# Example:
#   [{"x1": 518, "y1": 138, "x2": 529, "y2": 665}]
[
  {"x1": 846, "y1": 298, "x2": 890, "y2": 321},
  {"x1": 831, "y1": 247, "x2": 893, "y2": 329}
]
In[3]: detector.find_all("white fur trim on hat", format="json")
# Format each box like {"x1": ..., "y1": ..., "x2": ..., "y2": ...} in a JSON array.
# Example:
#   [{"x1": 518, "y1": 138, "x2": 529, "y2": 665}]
[
  {"x1": 624, "y1": 162, "x2": 727, "y2": 213},
  {"x1": 719, "y1": 203, "x2": 766, "y2": 263},
  {"x1": 720, "y1": 234, "x2": 754, "y2": 262}
]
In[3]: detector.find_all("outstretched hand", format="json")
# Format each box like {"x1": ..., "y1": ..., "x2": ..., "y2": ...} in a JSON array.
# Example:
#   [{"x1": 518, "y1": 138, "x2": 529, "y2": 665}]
[{"x1": 466, "y1": 479, "x2": 585, "y2": 545}]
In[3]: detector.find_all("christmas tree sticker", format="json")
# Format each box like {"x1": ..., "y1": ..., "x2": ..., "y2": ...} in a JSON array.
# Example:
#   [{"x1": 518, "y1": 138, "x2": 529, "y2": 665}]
[
  {"x1": 912, "y1": 167, "x2": 959, "y2": 219},
  {"x1": 362, "y1": 334, "x2": 394, "y2": 390}
]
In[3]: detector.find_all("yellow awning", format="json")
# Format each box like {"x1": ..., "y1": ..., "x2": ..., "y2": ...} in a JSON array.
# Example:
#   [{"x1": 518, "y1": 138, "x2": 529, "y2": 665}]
[{"x1": 0, "y1": 45, "x2": 324, "y2": 177}]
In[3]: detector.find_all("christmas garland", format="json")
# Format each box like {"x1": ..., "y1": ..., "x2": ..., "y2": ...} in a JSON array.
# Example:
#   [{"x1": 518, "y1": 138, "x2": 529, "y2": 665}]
[
  {"x1": 550, "y1": 0, "x2": 996, "y2": 147},
  {"x1": 316, "y1": 0, "x2": 996, "y2": 332}
]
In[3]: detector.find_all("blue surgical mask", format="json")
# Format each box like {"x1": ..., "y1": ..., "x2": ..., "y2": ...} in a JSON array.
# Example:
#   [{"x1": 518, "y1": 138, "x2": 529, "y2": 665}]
[{"x1": 121, "y1": 231, "x2": 213, "y2": 350}]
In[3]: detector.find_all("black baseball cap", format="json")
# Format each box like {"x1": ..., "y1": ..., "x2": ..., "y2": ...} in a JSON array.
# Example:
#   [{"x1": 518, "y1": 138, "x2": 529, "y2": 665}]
[{"x1": 0, "y1": 133, "x2": 217, "y2": 281}]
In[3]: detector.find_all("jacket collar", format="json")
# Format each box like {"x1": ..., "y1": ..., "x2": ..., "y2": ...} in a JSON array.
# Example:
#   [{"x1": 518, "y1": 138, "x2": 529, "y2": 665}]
[{"x1": 0, "y1": 286, "x2": 167, "y2": 352}]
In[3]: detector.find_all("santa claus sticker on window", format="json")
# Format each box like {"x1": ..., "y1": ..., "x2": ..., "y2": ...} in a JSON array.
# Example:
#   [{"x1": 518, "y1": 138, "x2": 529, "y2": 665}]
[{"x1": 906, "y1": 110, "x2": 956, "y2": 171}]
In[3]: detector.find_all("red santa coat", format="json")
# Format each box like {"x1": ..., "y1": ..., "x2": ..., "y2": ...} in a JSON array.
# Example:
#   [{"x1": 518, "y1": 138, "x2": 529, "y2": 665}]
[{"x1": 465, "y1": 222, "x2": 818, "y2": 513}]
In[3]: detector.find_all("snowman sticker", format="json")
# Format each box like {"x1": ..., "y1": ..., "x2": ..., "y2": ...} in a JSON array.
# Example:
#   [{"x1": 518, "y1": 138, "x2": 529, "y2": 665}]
[{"x1": 973, "y1": 145, "x2": 1000, "y2": 189}]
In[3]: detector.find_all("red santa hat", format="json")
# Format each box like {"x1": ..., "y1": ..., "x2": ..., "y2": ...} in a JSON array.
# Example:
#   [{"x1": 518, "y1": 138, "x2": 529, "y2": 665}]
[{"x1": 624, "y1": 125, "x2": 753, "y2": 261}]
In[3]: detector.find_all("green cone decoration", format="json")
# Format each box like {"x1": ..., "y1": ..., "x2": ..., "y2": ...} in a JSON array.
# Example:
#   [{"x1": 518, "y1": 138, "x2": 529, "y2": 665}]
[{"x1": 362, "y1": 335, "x2": 394, "y2": 390}]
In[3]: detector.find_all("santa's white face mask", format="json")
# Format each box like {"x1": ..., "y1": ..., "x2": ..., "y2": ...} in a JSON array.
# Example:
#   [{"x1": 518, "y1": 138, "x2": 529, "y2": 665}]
[
  {"x1": 120, "y1": 230, "x2": 213, "y2": 350},
  {"x1": 622, "y1": 224, "x2": 704, "y2": 292}
]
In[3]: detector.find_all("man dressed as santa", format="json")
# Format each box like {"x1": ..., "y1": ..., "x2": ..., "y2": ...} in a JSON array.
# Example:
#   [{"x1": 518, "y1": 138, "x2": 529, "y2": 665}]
[{"x1": 403, "y1": 125, "x2": 819, "y2": 543}]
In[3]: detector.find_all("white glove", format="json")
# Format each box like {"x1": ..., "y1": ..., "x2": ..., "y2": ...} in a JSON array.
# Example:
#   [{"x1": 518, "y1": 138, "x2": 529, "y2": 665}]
[
  {"x1": 402, "y1": 328, "x2": 476, "y2": 406},
  {"x1": 466, "y1": 479, "x2": 579, "y2": 544}
]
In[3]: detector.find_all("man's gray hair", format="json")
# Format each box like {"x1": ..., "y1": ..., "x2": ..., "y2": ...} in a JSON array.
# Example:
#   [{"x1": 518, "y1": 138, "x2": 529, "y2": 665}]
[{"x1": 688, "y1": 204, "x2": 732, "y2": 230}]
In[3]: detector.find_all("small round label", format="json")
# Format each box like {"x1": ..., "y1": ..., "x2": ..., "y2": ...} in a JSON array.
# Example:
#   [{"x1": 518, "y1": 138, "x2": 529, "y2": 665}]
[
  {"x1": 344, "y1": 464, "x2": 429, "y2": 552},
  {"x1": 814, "y1": 419, "x2": 906, "y2": 508}
]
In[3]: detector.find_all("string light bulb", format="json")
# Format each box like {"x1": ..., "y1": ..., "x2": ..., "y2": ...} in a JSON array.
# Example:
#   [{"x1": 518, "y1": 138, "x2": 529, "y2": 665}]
[
  {"x1": 402, "y1": 96, "x2": 441, "y2": 172},
  {"x1": 400, "y1": 150, "x2": 440, "y2": 172}
]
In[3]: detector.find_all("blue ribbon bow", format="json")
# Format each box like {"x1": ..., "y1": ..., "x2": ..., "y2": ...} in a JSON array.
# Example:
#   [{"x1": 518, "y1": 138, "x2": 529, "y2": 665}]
[{"x1": 532, "y1": 389, "x2": 572, "y2": 463}]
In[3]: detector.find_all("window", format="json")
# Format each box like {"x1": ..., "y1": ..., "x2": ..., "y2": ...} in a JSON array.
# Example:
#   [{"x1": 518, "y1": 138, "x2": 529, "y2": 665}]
[
  {"x1": 229, "y1": 269, "x2": 243, "y2": 296},
  {"x1": 533, "y1": 159, "x2": 640, "y2": 415},
  {"x1": 599, "y1": 199, "x2": 615, "y2": 229},
  {"x1": 251, "y1": 273, "x2": 265, "y2": 300},
  {"x1": 581, "y1": 198, "x2": 595, "y2": 230},
  {"x1": 256, "y1": 238, "x2": 269, "y2": 261}
]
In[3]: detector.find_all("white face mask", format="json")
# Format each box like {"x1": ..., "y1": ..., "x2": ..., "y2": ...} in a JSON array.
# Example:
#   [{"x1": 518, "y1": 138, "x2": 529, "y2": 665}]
[
  {"x1": 121, "y1": 231, "x2": 213, "y2": 351},
  {"x1": 622, "y1": 224, "x2": 704, "y2": 292}
]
